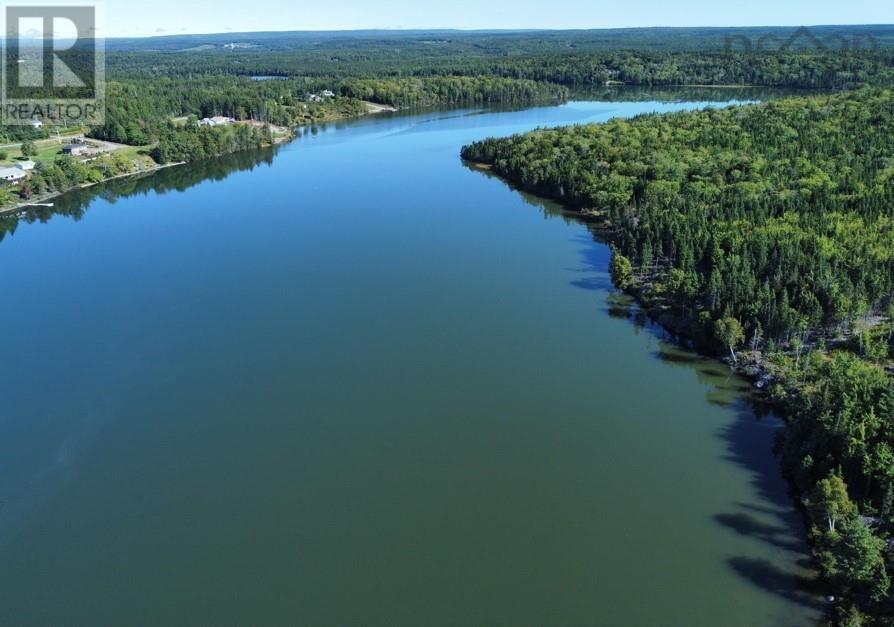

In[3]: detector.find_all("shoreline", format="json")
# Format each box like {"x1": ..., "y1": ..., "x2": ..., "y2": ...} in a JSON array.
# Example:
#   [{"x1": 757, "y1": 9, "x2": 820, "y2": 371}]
[
  {"x1": 0, "y1": 100, "x2": 391, "y2": 218},
  {"x1": 0, "y1": 160, "x2": 188, "y2": 217},
  {"x1": 462, "y1": 154, "x2": 831, "y2": 588},
  {"x1": 0, "y1": 96, "x2": 575, "y2": 220},
  {"x1": 461, "y1": 158, "x2": 816, "y2": 387}
]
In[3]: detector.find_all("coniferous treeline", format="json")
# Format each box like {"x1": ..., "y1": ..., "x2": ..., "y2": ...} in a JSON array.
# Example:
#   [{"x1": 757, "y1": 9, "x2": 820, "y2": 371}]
[
  {"x1": 87, "y1": 75, "x2": 567, "y2": 148},
  {"x1": 104, "y1": 26, "x2": 894, "y2": 56},
  {"x1": 457, "y1": 50, "x2": 894, "y2": 90},
  {"x1": 333, "y1": 76, "x2": 569, "y2": 107},
  {"x1": 462, "y1": 88, "x2": 894, "y2": 623},
  {"x1": 108, "y1": 46, "x2": 894, "y2": 91},
  {"x1": 87, "y1": 77, "x2": 367, "y2": 146},
  {"x1": 149, "y1": 123, "x2": 272, "y2": 164},
  {"x1": 463, "y1": 90, "x2": 894, "y2": 343}
]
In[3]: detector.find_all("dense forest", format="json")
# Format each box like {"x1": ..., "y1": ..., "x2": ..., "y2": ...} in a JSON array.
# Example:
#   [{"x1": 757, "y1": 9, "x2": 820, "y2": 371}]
[
  {"x1": 103, "y1": 25, "x2": 894, "y2": 80},
  {"x1": 106, "y1": 47, "x2": 894, "y2": 91},
  {"x1": 462, "y1": 88, "x2": 894, "y2": 624},
  {"x1": 84, "y1": 75, "x2": 566, "y2": 151},
  {"x1": 103, "y1": 26, "x2": 894, "y2": 55},
  {"x1": 334, "y1": 76, "x2": 568, "y2": 107},
  {"x1": 87, "y1": 77, "x2": 363, "y2": 146}
]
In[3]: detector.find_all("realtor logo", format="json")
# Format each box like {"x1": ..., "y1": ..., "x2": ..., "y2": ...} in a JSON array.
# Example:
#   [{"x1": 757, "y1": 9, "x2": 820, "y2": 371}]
[{"x1": 2, "y1": 5, "x2": 104, "y2": 125}]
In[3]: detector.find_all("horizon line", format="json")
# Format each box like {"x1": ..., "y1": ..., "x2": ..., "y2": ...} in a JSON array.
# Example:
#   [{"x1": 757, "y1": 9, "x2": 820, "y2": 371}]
[{"x1": 103, "y1": 23, "x2": 894, "y2": 40}]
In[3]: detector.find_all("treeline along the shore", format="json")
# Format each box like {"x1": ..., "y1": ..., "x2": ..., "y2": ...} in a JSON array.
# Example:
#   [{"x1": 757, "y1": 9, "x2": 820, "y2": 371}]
[
  {"x1": 75, "y1": 35, "x2": 894, "y2": 180},
  {"x1": 462, "y1": 88, "x2": 894, "y2": 624},
  {"x1": 83, "y1": 28, "x2": 894, "y2": 167},
  {"x1": 90, "y1": 75, "x2": 567, "y2": 143},
  {"x1": 0, "y1": 148, "x2": 279, "y2": 244}
]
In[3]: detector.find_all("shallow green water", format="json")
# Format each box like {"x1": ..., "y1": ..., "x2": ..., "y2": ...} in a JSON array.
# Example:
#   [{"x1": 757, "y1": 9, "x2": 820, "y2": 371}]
[{"x1": 0, "y1": 101, "x2": 821, "y2": 625}]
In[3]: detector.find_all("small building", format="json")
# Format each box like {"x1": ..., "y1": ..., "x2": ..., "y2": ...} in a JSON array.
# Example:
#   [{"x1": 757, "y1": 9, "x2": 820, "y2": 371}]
[
  {"x1": 0, "y1": 167, "x2": 27, "y2": 183},
  {"x1": 198, "y1": 116, "x2": 234, "y2": 127},
  {"x1": 29, "y1": 119, "x2": 43, "y2": 129},
  {"x1": 321, "y1": 90, "x2": 335, "y2": 98},
  {"x1": 16, "y1": 160, "x2": 35, "y2": 171},
  {"x1": 62, "y1": 143, "x2": 90, "y2": 156}
]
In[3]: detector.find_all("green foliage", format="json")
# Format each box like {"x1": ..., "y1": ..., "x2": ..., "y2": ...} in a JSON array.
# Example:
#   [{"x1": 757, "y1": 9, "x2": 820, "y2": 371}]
[
  {"x1": 714, "y1": 317, "x2": 745, "y2": 361},
  {"x1": 89, "y1": 77, "x2": 353, "y2": 146},
  {"x1": 783, "y1": 352, "x2": 891, "y2": 497},
  {"x1": 808, "y1": 473, "x2": 855, "y2": 533},
  {"x1": 462, "y1": 89, "x2": 894, "y2": 345},
  {"x1": 20, "y1": 140, "x2": 36, "y2": 157},
  {"x1": 149, "y1": 123, "x2": 269, "y2": 165},
  {"x1": 86, "y1": 74, "x2": 564, "y2": 155},
  {"x1": 834, "y1": 519, "x2": 890, "y2": 604},
  {"x1": 609, "y1": 247, "x2": 634, "y2": 290},
  {"x1": 104, "y1": 28, "x2": 894, "y2": 91},
  {"x1": 336, "y1": 76, "x2": 567, "y2": 107}
]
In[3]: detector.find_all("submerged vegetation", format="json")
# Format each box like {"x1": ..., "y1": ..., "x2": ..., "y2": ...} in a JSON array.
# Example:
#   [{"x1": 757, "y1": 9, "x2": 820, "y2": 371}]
[{"x1": 462, "y1": 87, "x2": 894, "y2": 624}]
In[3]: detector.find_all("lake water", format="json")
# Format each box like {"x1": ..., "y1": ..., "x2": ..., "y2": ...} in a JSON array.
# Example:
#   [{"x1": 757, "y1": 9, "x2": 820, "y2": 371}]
[{"x1": 0, "y1": 101, "x2": 821, "y2": 625}]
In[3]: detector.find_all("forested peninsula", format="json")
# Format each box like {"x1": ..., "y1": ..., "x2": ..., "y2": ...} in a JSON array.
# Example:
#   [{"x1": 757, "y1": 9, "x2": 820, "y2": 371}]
[{"x1": 462, "y1": 87, "x2": 894, "y2": 624}]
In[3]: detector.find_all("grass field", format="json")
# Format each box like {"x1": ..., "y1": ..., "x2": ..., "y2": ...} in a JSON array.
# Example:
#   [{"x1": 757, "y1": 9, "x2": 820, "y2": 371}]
[{"x1": 0, "y1": 132, "x2": 82, "y2": 167}]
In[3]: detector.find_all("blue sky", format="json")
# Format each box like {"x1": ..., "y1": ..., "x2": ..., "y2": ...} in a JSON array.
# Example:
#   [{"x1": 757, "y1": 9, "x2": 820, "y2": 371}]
[{"x1": 103, "y1": 0, "x2": 892, "y2": 37}]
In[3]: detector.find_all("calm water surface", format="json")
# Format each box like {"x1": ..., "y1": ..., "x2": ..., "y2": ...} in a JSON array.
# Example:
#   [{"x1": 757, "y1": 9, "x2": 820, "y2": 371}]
[{"x1": 0, "y1": 101, "x2": 821, "y2": 625}]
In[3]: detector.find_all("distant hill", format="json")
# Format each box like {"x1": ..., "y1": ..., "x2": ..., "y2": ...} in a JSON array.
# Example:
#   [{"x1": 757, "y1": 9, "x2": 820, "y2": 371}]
[{"x1": 104, "y1": 25, "x2": 894, "y2": 54}]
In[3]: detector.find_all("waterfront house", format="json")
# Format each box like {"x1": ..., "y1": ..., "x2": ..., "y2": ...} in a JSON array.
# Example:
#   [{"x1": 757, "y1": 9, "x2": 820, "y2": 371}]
[{"x1": 0, "y1": 167, "x2": 27, "y2": 183}]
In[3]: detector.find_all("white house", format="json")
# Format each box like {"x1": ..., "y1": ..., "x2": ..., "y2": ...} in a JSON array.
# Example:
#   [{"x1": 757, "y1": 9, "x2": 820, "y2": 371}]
[
  {"x1": 0, "y1": 167, "x2": 27, "y2": 183},
  {"x1": 29, "y1": 120, "x2": 43, "y2": 129},
  {"x1": 16, "y1": 160, "x2": 35, "y2": 171},
  {"x1": 198, "y1": 116, "x2": 235, "y2": 127},
  {"x1": 321, "y1": 90, "x2": 335, "y2": 98}
]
